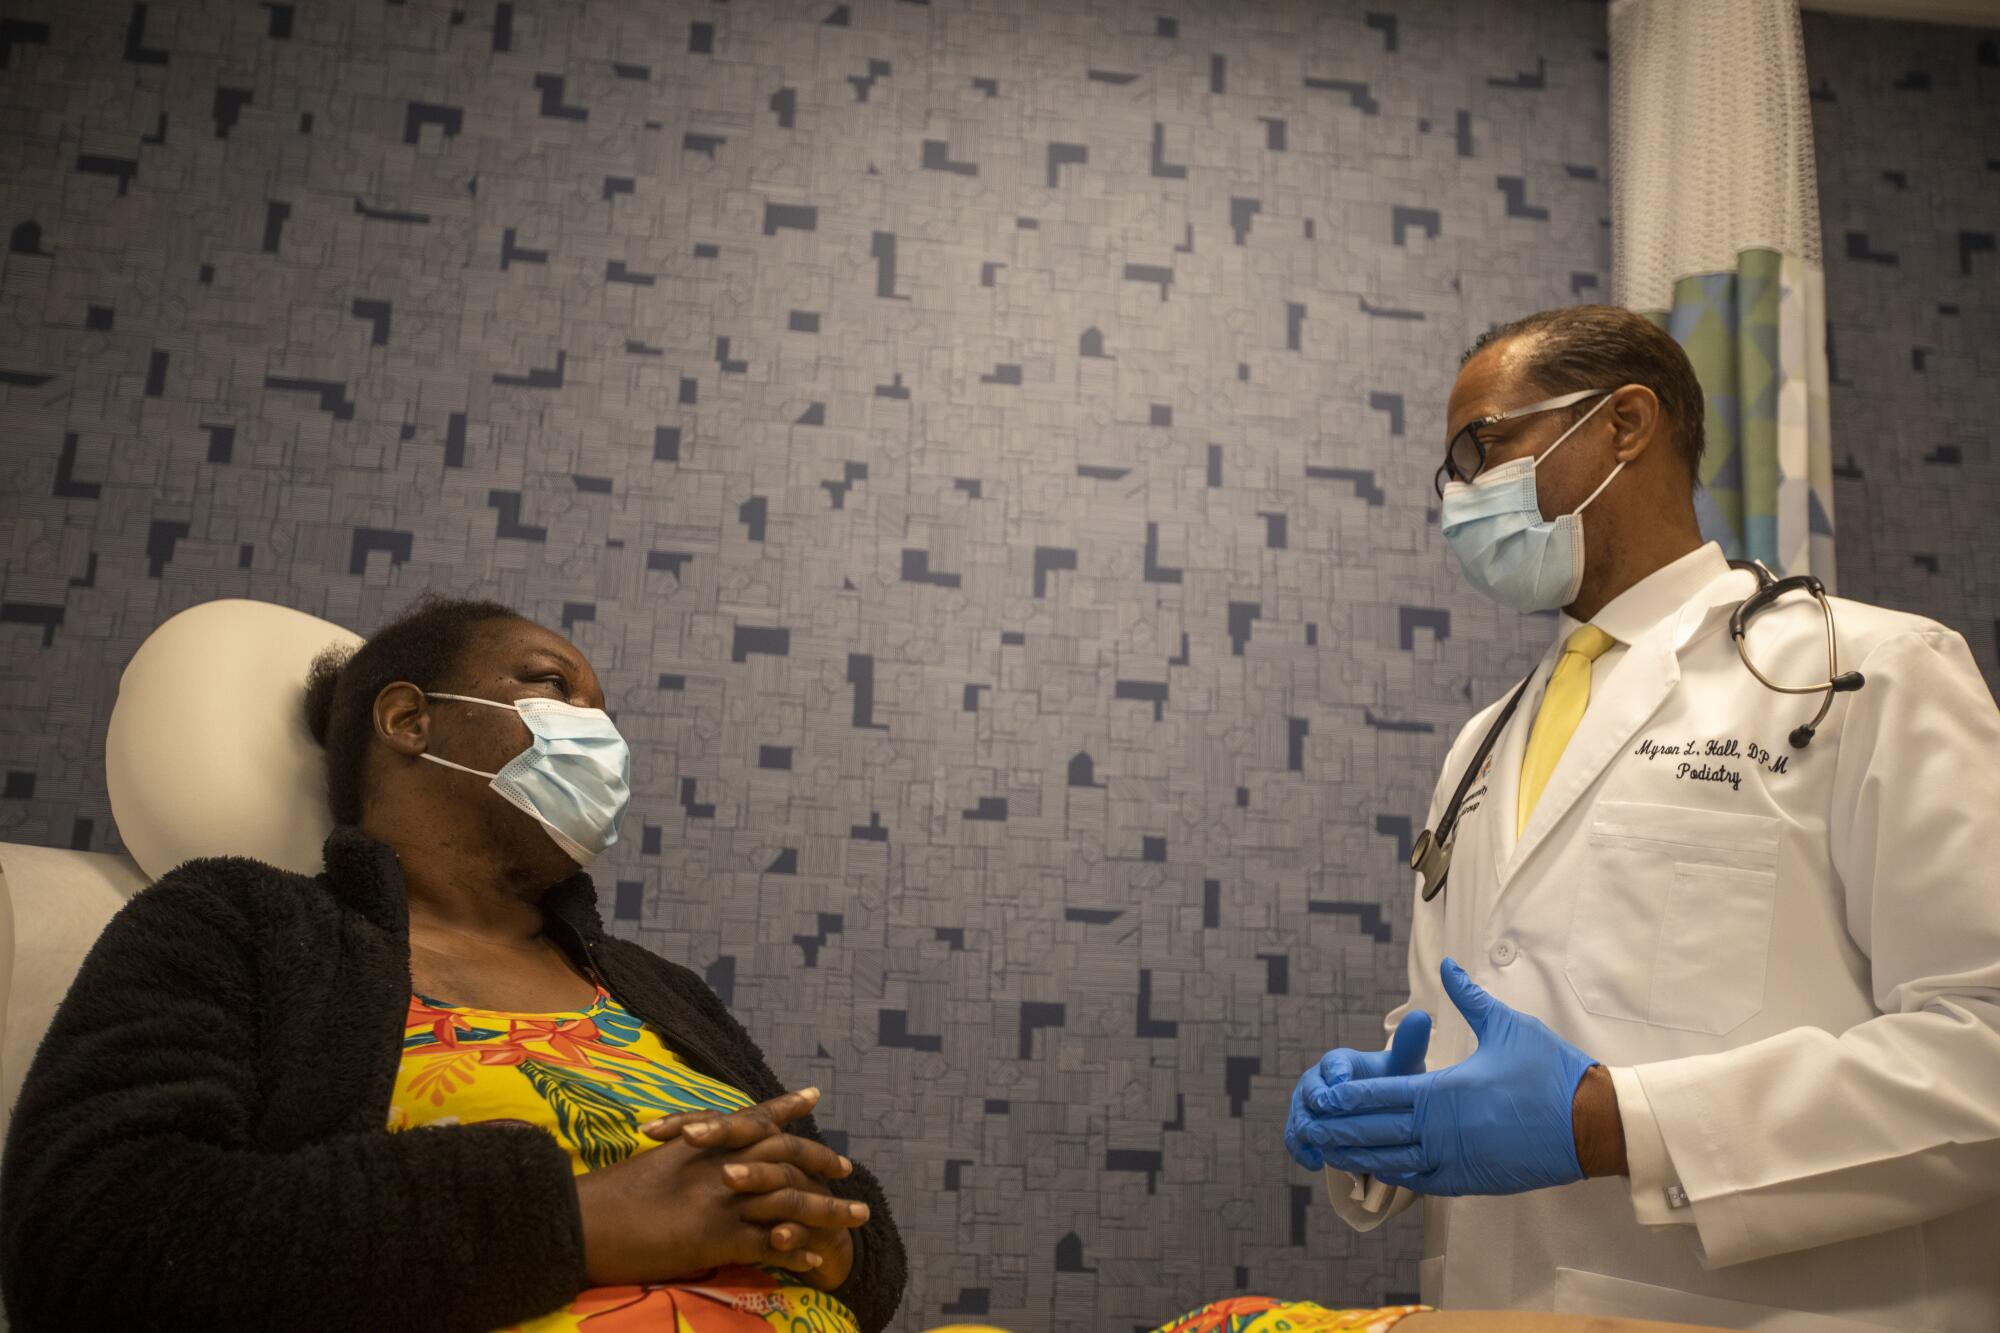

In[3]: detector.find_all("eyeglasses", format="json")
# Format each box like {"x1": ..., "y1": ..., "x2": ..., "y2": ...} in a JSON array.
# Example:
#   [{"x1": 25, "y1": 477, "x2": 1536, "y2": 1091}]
[{"x1": 1433, "y1": 388, "x2": 1612, "y2": 498}]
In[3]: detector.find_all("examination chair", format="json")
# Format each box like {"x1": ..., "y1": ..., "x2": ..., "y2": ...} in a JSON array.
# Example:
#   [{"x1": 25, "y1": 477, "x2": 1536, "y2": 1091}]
[
  {"x1": 0, "y1": 598, "x2": 360, "y2": 1141},
  {"x1": 0, "y1": 598, "x2": 360, "y2": 1328}
]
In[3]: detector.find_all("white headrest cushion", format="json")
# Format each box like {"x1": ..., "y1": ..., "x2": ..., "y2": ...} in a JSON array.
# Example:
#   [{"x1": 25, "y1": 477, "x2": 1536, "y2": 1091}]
[{"x1": 107, "y1": 599, "x2": 363, "y2": 880}]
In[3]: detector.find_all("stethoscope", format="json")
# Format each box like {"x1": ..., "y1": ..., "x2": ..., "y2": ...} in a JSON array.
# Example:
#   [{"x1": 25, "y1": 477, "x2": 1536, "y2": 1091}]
[{"x1": 1408, "y1": 559, "x2": 1867, "y2": 904}]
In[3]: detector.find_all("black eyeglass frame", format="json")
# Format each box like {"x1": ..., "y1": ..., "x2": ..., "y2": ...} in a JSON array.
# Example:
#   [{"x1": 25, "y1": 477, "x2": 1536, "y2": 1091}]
[{"x1": 1433, "y1": 387, "x2": 1614, "y2": 498}]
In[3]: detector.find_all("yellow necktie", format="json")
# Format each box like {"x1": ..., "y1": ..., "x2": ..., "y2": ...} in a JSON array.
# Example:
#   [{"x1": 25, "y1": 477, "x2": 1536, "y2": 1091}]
[{"x1": 1517, "y1": 624, "x2": 1617, "y2": 836}]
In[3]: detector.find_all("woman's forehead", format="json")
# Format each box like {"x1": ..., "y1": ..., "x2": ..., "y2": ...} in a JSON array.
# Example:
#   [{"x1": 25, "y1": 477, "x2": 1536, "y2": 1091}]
[{"x1": 470, "y1": 617, "x2": 590, "y2": 676}]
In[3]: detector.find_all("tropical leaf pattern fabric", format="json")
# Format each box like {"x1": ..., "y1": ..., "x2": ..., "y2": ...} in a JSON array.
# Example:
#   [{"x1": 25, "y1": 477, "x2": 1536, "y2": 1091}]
[
  {"x1": 1144, "y1": 1297, "x2": 1431, "y2": 1332},
  {"x1": 390, "y1": 991, "x2": 1426, "y2": 1332},
  {"x1": 389, "y1": 987, "x2": 858, "y2": 1332}
]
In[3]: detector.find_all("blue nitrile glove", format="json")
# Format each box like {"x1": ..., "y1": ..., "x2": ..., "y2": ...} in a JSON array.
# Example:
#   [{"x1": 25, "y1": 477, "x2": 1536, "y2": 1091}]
[
  {"x1": 1284, "y1": 1010, "x2": 1433, "y2": 1171},
  {"x1": 1309, "y1": 957, "x2": 1598, "y2": 1196}
]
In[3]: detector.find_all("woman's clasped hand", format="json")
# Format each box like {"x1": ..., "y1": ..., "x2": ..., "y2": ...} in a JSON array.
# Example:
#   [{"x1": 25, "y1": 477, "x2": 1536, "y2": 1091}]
[{"x1": 573, "y1": 1086, "x2": 870, "y2": 1289}]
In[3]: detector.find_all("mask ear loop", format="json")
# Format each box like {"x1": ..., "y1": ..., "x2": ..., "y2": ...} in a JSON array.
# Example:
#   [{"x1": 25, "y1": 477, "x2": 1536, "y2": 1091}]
[
  {"x1": 427, "y1": 691, "x2": 517, "y2": 711},
  {"x1": 1571, "y1": 452, "x2": 1627, "y2": 515},
  {"x1": 419, "y1": 692, "x2": 520, "y2": 780},
  {"x1": 1530, "y1": 391, "x2": 1614, "y2": 468},
  {"x1": 420, "y1": 753, "x2": 501, "y2": 780},
  {"x1": 1533, "y1": 393, "x2": 1623, "y2": 517}
]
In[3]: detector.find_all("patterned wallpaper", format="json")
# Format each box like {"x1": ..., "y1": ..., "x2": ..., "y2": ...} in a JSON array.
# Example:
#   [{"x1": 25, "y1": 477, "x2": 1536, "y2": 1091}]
[
  {"x1": 1805, "y1": 11, "x2": 2000, "y2": 691},
  {"x1": 5, "y1": 1, "x2": 1609, "y2": 1326}
]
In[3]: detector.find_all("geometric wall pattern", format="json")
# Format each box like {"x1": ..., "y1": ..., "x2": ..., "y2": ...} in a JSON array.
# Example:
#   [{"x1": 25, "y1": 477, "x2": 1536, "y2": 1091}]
[
  {"x1": 1805, "y1": 11, "x2": 2000, "y2": 694},
  {"x1": 3, "y1": 2, "x2": 1613, "y2": 1326}
]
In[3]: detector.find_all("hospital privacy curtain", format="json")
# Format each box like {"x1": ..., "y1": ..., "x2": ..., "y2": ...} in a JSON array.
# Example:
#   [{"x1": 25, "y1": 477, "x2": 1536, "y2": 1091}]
[{"x1": 1608, "y1": 0, "x2": 1836, "y2": 584}]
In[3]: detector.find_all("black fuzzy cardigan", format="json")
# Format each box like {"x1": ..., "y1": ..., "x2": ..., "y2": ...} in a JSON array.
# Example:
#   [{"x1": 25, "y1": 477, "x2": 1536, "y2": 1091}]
[{"x1": 0, "y1": 827, "x2": 905, "y2": 1333}]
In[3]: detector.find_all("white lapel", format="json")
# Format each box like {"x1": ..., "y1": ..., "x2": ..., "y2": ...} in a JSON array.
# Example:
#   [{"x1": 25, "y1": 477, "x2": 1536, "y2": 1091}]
[
  {"x1": 1484, "y1": 636, "x2": 1561, "y2": 898},
  {"x1": 1498, "y1": 566, "x2": 1753, "y2": 890}
]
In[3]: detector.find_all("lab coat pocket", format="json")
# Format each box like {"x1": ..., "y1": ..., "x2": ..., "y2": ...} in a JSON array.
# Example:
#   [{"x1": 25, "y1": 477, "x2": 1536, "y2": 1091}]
[{"x1": 1567, "y1": 801, "x2": 1780, "y2": 1036}]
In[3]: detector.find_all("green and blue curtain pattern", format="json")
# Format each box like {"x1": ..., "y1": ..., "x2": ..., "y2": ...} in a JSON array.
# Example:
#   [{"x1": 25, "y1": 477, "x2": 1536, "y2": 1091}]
[{"x1": 1643, "y1": 249, "x2": 1835, "y2": 580}]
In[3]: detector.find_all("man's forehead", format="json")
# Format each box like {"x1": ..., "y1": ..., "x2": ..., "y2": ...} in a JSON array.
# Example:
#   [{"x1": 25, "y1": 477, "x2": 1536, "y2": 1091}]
[{"x1": 1447, "y1": 335, "x2": 1531, "y2": 427}]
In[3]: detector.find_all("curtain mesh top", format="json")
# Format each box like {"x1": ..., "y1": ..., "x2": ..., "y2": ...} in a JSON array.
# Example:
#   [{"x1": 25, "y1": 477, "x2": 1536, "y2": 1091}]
[{"x1": 1609, "y1": 0, "x2": 1824, "y2": 310}]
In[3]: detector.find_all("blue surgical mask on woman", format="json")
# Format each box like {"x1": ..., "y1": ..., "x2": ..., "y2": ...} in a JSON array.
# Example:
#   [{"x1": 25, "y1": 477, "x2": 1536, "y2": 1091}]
[
  {"x1": 421, "y1": 692, "x2": 631, "y2": 866},
  {"x1": 1439, "y1": 393, "x2": 1620, "y2": 613}
]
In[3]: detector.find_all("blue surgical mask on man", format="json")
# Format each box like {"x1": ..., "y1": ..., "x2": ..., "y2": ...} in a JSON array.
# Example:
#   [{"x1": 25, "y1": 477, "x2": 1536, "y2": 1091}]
[
  {"x1": 421, "y1": 692, "x2": 631, "y2": 866},
  {"x1": 1439, "y1": 394, "x2": 1619, "y2": 613}
]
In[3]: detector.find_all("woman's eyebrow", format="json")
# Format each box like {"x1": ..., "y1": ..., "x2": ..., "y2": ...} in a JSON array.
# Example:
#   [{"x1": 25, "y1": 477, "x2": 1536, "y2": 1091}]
[{"x1": 520, "y1": 648, "x2": 584, "y2": 675}]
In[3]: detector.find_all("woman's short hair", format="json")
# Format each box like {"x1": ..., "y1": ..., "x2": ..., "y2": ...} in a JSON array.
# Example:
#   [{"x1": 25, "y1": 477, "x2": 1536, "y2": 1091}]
[
  {"x1": 303, "y1": 593, "x2": 522, "y2": 825},
  {"x1": 1465, "y1": 304, "x2": 1708, "y2": 481}
]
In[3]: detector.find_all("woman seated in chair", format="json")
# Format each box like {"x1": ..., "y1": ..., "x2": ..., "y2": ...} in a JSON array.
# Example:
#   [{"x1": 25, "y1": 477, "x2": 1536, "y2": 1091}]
[{"x1": 0, "y1": 596, "x2": 905, "y2": 1333}]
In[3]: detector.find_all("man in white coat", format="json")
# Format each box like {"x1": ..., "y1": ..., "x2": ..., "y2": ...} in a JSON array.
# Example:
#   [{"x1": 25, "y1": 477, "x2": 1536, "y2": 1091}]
[{"x1": 1283, "y1": 305, "x2": 2000, "y2": 1331}]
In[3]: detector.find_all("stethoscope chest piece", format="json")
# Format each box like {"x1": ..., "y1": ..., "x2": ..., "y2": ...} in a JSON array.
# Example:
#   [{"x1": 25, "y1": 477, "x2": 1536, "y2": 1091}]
[
  {"x1": 1411, "y1": 826, "x2": 1451, "y2": 902},
  {"x1": 1407, "y1": 672, "x2": 1536, "y2": 907}
]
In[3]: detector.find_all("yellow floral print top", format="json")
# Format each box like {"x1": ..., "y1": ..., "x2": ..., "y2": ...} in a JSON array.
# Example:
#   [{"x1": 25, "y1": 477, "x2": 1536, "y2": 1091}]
[
  {"x1": 930, "y1": 1300, "x2": 1429, "y2": 1333},
  {"x1": 1146, "y1": 1298, "x2": 1431, "y2": 1332},
  {"x1": 389, "y1": 985, "x2": 858, "y2": 1333}
]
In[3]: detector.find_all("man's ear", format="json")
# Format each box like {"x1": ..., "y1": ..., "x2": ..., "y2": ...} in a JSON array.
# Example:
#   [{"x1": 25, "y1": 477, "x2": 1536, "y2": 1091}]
[
  {"x1": 373, "y1": 681, "x2": 430, "y2": 757},
  {"x1": 1606, "y1": 383, "x2": 1663, "y2": 464}
]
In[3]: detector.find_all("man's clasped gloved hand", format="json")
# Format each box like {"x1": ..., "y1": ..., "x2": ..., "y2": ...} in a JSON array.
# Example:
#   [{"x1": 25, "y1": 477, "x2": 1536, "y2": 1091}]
[{"x1": 1284, "y1": 957, "x2": 1600, "y2": 1196}]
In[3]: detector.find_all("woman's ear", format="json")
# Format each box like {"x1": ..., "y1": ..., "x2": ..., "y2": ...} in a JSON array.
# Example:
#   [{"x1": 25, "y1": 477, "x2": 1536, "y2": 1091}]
[
  {"x1": 373, "y1": 681, "x2": 430, "y2": 757},
  {"x1": 1607, "y1": 383, "x2": 1663, "y2": 464}
]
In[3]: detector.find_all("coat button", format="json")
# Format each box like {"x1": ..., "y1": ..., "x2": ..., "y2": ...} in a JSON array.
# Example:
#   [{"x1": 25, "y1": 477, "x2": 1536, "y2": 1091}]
[{"x1": 1490, "y1": 938, "x2": 1517, "y2": 966}]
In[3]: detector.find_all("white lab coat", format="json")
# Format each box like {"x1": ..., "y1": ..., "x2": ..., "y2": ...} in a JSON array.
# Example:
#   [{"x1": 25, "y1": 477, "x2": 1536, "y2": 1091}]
[{"x1": 1327, "y1": 547, "x2": 2000, "y2": 1332}]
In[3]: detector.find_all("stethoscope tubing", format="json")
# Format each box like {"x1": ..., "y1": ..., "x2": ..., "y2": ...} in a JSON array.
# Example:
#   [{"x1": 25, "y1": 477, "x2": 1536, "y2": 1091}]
[{"x1": 1412, "y1": 560, "x2": 1864, "y2": 904}]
